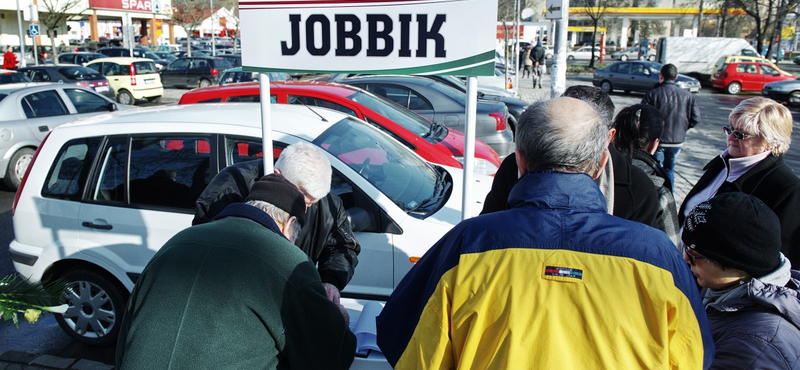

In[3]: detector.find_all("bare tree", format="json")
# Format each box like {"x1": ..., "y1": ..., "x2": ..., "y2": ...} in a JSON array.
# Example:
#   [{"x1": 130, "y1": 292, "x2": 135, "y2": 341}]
[
  {"x1": 38, "y1": 0, "x2": 85, "y2": 63},
  {"x1": 497, "y1": 0, "x2": 517, "y2": 72},
  {"x1": 730, "y1": 0, "x2": 779, "y2": 53},
  {"x1": 170, "y1": 0, "x2": 208, "y2": 56}
]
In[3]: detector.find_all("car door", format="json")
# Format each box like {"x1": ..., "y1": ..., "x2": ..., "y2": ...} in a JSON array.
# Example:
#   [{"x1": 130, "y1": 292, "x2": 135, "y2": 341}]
[
  {"x1": 608, "y1": 62, "x2": 631, "y2": 90},
  {"x1": 100, "y1": 62, "x2": 125, "y2": 92},
  {"x1": 758, "y1": 63, "x2": 786, "y2": 88},
  {"x1": 629, "y1": 62, "x2": 657, "y2": 91},
  {"x1": 161, "y1": 58, "x2": 190, "y2": 87},
  {"x1": 738, "y1": 63, "x2": 759, "y2": 91},
  {"x1": 188, "y1": 58, "x2": 209, "y2": 86},
  {"x1": 23, "y1": 69, "x2": 52, "y2": 82},
  {"x1": 17, "y1": 88, "x2": 79, "y2": 140}
]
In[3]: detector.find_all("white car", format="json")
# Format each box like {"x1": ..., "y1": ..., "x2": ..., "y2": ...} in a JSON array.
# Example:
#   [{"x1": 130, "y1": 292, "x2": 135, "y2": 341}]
[
  {"x1": 567, "y1": 46, "x2": 602, "y2": 61},
  {"x1": 610, "y1": 46, "x2": 656, "y2": 61},
  {"x1": 9, "y1": 103, "x2": 491, "y2": 346},
  {"x1": 0, "y1": 83, "x2": 126, "y2": 189}
]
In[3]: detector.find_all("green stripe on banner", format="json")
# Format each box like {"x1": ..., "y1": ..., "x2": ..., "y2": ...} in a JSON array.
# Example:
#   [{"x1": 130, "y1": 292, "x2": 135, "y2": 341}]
[{"x1": 243, "y1": 50, "x2": 496, "y2": 76}]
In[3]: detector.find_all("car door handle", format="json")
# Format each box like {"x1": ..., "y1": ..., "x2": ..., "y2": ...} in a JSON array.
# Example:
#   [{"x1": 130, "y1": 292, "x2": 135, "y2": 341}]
[{"x1": 82, "y1": 221, "x2": 113, "y2": 230}]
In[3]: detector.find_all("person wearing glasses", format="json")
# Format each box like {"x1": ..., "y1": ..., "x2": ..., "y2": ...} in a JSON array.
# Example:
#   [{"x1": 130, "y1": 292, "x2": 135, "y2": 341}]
[
  {"x1": 679, "y1": 97, "x2": 800, "y2": 268},
  {"x1": 682, "y1": 192, "x2": 800, "y2": 370},
  {"x1": 612, "y1": 104, "x2": 680, "y2": 247}
]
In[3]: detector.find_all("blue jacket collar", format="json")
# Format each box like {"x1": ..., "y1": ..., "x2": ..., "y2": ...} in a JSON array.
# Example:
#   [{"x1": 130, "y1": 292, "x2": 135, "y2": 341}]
[
  {"x1": 212, "y1": 203, "x2": 289, "y2": 241},
  {"x1": 508, "y1": 171, "x2": 607, "y2": 213}
]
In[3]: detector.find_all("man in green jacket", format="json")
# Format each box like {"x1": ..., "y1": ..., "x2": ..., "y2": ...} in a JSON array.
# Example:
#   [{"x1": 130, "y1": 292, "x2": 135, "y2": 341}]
[{"x1": 117, "y1": 174, "x2": 356, "y2": 369}]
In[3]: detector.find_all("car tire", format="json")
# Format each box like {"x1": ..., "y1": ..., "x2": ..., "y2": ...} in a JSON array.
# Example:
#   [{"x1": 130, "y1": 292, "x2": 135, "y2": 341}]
[
  {"x1": 567, "y1": 55, "x2": 575, "y2": 61},
  {"x1": 199, "y1": 78, "x2": 212, "y2": 88},
  {"x1": 789, "y1": 91, "x2": 800, "y2": 107},
  {"x1": 3, "y1": 147, "x2": 35, "y2": 190},
  {"x1": 726, "y1": 82, "x2": 741, "y2": 95},
  {"x1": 648, "y1": 55, "x2": 656, "y2": 62},
  {"x1": 600, "y1": 81, "x2": 613, "y2": 94},
  {"x1": 117, "y1": 90, "x2": 135, "y2": 105},
  {"x1": 55, "y1": 269, "x2": 127, "y2": 346},
  {"x1": 146, "y1": 95, "x2": 161, "y2": 103},
  {"x1": 620, "y1": 55, "x2": 628, "y2": 61}
]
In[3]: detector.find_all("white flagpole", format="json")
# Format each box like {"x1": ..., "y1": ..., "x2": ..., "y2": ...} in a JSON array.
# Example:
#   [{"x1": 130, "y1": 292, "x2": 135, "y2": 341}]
[{"x1": 259, "y1": 73, "x2": 274, "y2": 174}]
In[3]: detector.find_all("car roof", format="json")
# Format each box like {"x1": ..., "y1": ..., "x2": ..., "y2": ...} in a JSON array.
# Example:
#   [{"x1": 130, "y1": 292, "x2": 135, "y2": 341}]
[
  {"x1": 339, "y1": 74, "x2": 435, "y2": 86},
  {"x1": 88, "y1": 57, "x2": 155, "y2": 64},
  {"x1": 61, "y1": 103, "x2": 349, "y2": 141}
]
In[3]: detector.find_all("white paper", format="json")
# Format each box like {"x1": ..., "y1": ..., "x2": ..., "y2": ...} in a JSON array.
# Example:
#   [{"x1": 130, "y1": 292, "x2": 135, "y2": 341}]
[{"x1": 350, "y1": 301, "x2": 384, "y2": 356}]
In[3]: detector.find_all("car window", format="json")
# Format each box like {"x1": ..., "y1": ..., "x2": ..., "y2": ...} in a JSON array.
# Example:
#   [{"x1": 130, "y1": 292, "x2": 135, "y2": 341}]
[
  {"x1": 760, "y1": 64, "x2": 779, "y2": 75},
  {"x1": 21, "y1": 90, "x2": 69, "y2": 118},
  {"x1": 86, "y1": 63, "x2": 103, "y2": 73},
  {"x1": 0, "y1": 73, "x2": 31, "y2": 84},
  {"x1": 26, "y1": 70, "x2": 51, "y2": 82},
  {"x1": 169, "y1": 59, "x2": 191, "y2": 71},
  {"x1": 102, "y1": 63, "x2": 121, "y2": 76},
  {"x1": 227, "y1": 95, "x2": 260, "y2": 102},
  {"x1": 58, "y1": 55, "x2": 74, "y2": 64},
  {"x1": 737, "y1": 64, "x2": 758, "y2": 74},
  {"x1": 59, "y1": 66, "x2": 101, "y2": 80},
  {"x1": 225, "y1": 137, "x2": 266, "y2": 165},
  {"x1": 91, "y1": 135, "x2": 212, "y2": 209},
  {"x1": 610, "y1": 63, "x2": 629, "y2": 74},
  {"x1": 63, "y1": 88, "x2": 109, "y2": 113},
  {"x1": 212, "y1": 58, "x2": 234, "y2": 70},
  {"x1": 366, "y1": 85, "x2": 409, "y2": 108},
  {"x1": 631, "y1": 63, "x2": 648, "y2": 76},
  {"x1": 350, "y1": 91, "x2": 432, "y2": 137},
  {"x1": 288, "y1": 95, "x2": 358, "y2": 117},
  {"x1": 132, "y1": 61, "x2": 157, "y2": 74},
  {"x1": 191, "y1": 59, "x2": 209, "y2": 69},
  {"x1": 41, "y1": 137, "x2": 102, "y2": 200},
  {"x1": 220, "y1": 71, "x2": 259, "y2": 84}
]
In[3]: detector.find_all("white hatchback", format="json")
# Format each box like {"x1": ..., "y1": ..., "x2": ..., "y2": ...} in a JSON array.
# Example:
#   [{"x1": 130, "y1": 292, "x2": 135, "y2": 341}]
[{"x1": 9, "y1": 103, "x2": 492, "y2": 346}]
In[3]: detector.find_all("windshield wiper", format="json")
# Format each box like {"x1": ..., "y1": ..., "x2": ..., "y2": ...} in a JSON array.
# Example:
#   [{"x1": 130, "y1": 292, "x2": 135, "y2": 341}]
[{"x1": 407, "y1": 169, "x2": 450, "y2": 215}]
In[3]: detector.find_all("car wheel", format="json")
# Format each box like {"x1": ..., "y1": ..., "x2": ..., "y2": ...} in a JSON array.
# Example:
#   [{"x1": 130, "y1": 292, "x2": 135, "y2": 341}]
[
  {"x1": 3, "y1": 147, "x2": 35, "y2": 190},
  {"x1": 620, "y1": 55, "x2": 628, "y2": 61},
  {"x1": 648, "y1": 55, "x2": 656, "y2": 62},
  {"x1": 546, "y1": 53, "x2": 552, "y2": 60},
  {"x1": 199, "y1": 78, "x2": 212, "y2": 88},
  {"x1": 789, "y1": 91, "x2": 800, "y2": 107},
  {"x1": 726, "y1": 82, "x2": 741, "y2": 95},
  {"x1": 117, "y1": 90, "x2": 135, "y2": 105},
  {"x1": 600, "y1": 81, "x2": 613, "y2": 94},
  {"x1": 55, "y1": 269, "x2": 127, "y2": 346},
  {"x1": 146, "y1": 95, "x2": 161, "y2": 103},
  {"x1": 567, "y1": 55, "x2": 575, "y2": 61}
]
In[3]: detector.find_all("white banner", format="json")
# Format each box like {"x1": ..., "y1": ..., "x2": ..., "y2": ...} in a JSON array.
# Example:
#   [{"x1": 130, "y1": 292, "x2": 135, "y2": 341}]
[{"x1": 239, "y1": 0, "x2": 497, "y2": 75}]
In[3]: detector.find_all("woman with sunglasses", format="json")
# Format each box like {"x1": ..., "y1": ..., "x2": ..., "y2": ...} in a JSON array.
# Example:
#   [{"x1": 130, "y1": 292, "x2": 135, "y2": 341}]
[
  {"x1": 613, "y1": 104, "x2": 680, "y2": 247},
  {"x1": 679, "y1": 97, "x2": 800, "y2": 268},
  {"x1": 682, "y1": 192, "x2": 800, "y2": 369}
]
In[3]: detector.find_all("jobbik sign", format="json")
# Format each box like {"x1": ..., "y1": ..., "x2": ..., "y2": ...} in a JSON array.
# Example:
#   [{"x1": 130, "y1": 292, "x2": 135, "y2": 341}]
[{"x1": 239, "y1": 0, "x2": 497, "y2": 76}]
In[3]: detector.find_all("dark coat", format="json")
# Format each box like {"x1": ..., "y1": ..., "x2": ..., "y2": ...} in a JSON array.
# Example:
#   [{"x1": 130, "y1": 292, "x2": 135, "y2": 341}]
[
  {"x1": 631, "y1": 149, "x2": 681, "y2": 247},
  {"x1": 530, "y1": 45, "x2": 545, "y2": 64},
  {"x1": 642, "y1": 80, "x2": 700, "y2": 144},
  {"x1": 481, "y1": 147, "x2": 660, "y2": 229},
  {"x1": 680, "y1": 154, "x2": 800, "y2": 268},
  {"x1": 117, "y1": 203, "x2": 357, "y2": 369},
  {"x1": 193, "y1": 159, "x2": 360, "y2": 291},
  {"x1": 705, "y1": 270, "x2": 800, "y2": 370}
]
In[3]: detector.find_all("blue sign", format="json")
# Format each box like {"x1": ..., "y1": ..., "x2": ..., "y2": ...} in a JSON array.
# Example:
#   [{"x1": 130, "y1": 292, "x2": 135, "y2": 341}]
[{"x1": 29, "y1": 24, "x2": 40, "y2": 36}]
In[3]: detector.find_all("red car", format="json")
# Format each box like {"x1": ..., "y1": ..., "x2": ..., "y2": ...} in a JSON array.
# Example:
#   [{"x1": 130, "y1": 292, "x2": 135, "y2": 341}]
[
  {"x1": 712, "y1": 61, "x2": 796, "y2": 94},
  {"x1": 179, "y1": 80, "x2": 502, "y2": 175}
]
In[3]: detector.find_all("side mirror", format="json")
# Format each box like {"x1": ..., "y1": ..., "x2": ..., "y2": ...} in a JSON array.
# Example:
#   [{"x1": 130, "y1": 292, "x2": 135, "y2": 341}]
[{"x1": 108, "y1": 102, "x2": 118, "y2": 112}]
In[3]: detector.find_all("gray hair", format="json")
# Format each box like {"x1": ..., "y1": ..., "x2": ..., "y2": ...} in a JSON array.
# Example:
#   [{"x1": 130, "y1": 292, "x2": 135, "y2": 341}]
[
  {"x1": 246, "y1": 200, "x2": 301, "y2": 242},
  {"x1": 275, "y1": 142, "x2": 332, "y2": 201},
  {"x1": 729, "y1": 97, "x2": 792, "y2": 156},
  {"x1": 516, "y1": 98, "x2": 608, "y2": 175}
]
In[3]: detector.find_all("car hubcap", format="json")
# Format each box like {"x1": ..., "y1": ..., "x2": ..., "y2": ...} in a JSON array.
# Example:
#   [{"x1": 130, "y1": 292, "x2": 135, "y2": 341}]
[
  {"x1": 14, "y1": 153, "x2": 32, "y2": 181},
  {"x1": 120, "y1": 94, "x2": 132, "y2": 105},
  {"x1": 61, "y1": 281, "x2": 116, "y2": 339}
]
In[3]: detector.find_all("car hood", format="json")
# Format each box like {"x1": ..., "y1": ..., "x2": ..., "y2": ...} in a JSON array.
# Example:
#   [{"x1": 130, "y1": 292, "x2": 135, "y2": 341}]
[{"x1": 438, "y1": 128, "x2": 501, "y2": 166}]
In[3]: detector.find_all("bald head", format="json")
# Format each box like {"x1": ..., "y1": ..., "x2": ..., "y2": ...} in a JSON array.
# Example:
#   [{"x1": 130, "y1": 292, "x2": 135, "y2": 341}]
[{"x1": 516, "y1": 97, "x2": 609, "y2": 175}]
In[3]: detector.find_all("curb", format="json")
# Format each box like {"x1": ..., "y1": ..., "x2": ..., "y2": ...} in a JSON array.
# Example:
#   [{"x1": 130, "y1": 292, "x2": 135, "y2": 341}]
[{"x1": 0, "y1": 351, "x2": 114, "y2": 370}]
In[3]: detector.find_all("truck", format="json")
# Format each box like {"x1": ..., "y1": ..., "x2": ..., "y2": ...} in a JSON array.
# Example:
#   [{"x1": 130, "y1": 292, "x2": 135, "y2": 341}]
[{"x1": 655, "y1": 37, "x2": 760, "y2": 84}]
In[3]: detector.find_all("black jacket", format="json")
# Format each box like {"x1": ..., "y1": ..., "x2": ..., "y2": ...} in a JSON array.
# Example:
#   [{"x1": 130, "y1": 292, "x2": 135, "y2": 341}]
[
  {"x1": 631, "y1": 149, "x2": 680, "y2": 247},
  {"x1": 193, "y1": 159, "x2": 360, "y2": 291},
  {"x1": 680, "y1": 154, "x2": 800, "y2": 267},
  {"x1": 530, "y1": 45, "x2": 546, "y2": 64},
  {"x1": 481, "y1": 147, "x2": 660, "y2": 229},
  {"x1": 642, "y1": 81, "x2": 700, "y2": 144}
]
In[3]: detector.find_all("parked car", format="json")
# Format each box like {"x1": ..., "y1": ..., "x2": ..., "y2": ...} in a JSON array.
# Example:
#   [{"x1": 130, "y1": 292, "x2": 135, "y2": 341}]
[
  {"x1": 712, "y1": 61, "x2": 796, "y2": 94},
  {"x1": 17, "y1": 65, "x2": 115, "y2": 99},
  {"x1": 610, "y1": 46, "x2": 655, "y2": 61},
  {"x1": 592, "y1": 61, "x2": 701, "y2": 94},
  {"x1": 0, "y1": 70, "x2": 32, "y2": 84},
  {"x1": 217, "y1": 67, "x2": 290, "y2": 85},
  {"x1": 218, "y1": 54, "x2": 242, "y2": 68},
  {"x1": 339, "y1": 75, "x2": 515, "y2": 157},
  {"x1": 178, "y1": 81, "x2": 501, "y2": 174},
  {"x1": 793, "y1": 54, "x2": 800, "y2": 65},
  {"x1": 96, "y1": 47, "x2": 170, "y2": 71},
  {"x1": 0, "y1": 83, "x2": 126, "y2": 189},
  {"x1": 12, "y1": 45, "x2": 50, "y2": 65},
  {"x1": 762, "y1": 78, "x2": 800, "y2": 106},
  {"x1": 85, "y1": 57, "x2": 163, "y2": 105},
  {"x1": 159, "y1": 56, "x2": 233, "y2": 88},
  {"x1": 714, "y1": 55, "x2": 793, "y2": 77},
  {"x1": 152, "y1": 51, "x2": 178, "y2": 63},
  {"x1": 57, "y1": 52, "x2": 106, "y2": 66},
  {"x1": 567, "y1": 46, "x2": 601, "y2": 60},
  {"x1": 9, "y1": 103, "x2": 492, "y2": 345}
]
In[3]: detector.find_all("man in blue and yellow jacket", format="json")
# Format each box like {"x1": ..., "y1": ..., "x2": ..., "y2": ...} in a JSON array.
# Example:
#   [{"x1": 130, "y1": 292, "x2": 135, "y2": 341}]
[{"x1": 376, "y1": 97, "x2": 715, "y2": 369}]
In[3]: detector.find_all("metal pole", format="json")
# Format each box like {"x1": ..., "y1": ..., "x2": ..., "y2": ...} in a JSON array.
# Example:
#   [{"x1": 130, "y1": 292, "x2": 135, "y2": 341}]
[
  {"x1": 514, "y1": 0, "x2": 520, "y2": 95},
  {"x1": 551, "y1": 0, "x2": 568, "y2": 97},
  {"x1": 461, "y1": 76, "x2": 477, "y2": 220},
  {"x1": 260, "y1": 74, "x2": 274, "y2": 175},
  {"x1": 30, "y1": 4, "x2": 38, "y2": 66},
  {"x1": 210, "y1": 0, "x2": 216, "y2": 56},
  {"x1": 15, "y1": 0, "x2": 26, "y2": 68}
]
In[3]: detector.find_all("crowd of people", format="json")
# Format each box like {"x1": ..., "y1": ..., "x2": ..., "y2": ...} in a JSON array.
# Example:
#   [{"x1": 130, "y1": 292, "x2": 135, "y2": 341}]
[{"x1": 114, "y1": 63, "x2": 800, "y2": 370}]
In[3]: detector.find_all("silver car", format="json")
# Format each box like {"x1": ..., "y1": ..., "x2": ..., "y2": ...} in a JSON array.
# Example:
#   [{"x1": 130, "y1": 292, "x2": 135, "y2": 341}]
[
  {"x1": 0, "y1": 83, "x2": 127, "y2": 189},
  {"x1": 610, "y1": 46, "x2": 656, "y2": 61},
  {"x1": 592, "y1": 61, "x2": 701, "y2": 95}
]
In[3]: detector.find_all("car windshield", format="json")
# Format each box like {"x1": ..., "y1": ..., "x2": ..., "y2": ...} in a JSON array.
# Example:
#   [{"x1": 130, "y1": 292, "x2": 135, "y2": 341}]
[
  {"x1": 142, "y1": 51, "x2": 160, "y2": 60},
  {"x1": 59, "y1": 66, "x2": 103, "y2": 80},
  {"x1": 348, "y1": 91, "x2": 432, "y2": 138},
  {"x1": 645, "y1": 62, "x2": 663, "y2": 74},
  {"x1": 314, "y1": 116, "x2": 446, "y2": 217}
]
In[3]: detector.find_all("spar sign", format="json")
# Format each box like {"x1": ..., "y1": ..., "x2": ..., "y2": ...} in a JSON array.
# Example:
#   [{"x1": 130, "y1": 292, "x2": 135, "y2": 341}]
[{"x1": 239, "y1": 0, "x2": 498, "y2": 76}]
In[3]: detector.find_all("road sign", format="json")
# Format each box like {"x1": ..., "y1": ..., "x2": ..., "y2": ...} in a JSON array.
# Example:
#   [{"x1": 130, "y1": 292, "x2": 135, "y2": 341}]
[
  {"x1": 29, "y1": 24, "x2": 40, "y2": 36},
  {"x1": 545, "y1": 0, "x2": 562, "y2": 19}
]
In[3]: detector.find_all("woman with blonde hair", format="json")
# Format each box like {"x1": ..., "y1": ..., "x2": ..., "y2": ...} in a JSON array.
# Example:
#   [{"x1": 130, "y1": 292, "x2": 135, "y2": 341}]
[{"x1": 680, "y1": 97, "x2": 800, "y2": 268}]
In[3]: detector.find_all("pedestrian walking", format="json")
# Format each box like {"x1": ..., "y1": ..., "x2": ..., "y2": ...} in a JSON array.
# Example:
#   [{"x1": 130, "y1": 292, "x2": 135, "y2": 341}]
[
  {"x1": 642, "y1": 63, "x2": 700, "y2": 189},
  {"x1": 530, "y1": 41, "x2": 545, "y2": 88},
  {"x1": 522, "y1": 45, "x2": 533, "y2": 78},
  {"x1": 3, "y1": 46, "x2": 18, "y2": 70}
]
